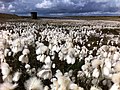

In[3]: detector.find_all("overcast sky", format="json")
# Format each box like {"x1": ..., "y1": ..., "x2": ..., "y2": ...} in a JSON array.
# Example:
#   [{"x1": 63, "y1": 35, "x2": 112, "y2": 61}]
[{"x1": 0, "y1": 0, "x2": 120, "y2": 16}]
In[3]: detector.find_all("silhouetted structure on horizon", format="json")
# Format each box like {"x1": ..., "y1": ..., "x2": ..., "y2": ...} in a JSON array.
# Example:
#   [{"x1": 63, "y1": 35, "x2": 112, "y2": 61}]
[{"x1": 31, "y1": 12, "x2": 37, "y2": 19}]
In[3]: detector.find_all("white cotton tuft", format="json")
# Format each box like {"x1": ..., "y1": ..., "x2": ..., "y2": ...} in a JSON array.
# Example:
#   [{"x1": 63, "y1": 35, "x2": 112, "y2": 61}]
[
  {"x1": 52, "y1": 63, "x2": 56, "y2": 68},
  {"x1": 1, "y1": 62, "x2": 10, "y2": 80},
  {"x1": 103, "y1": 66, "x2": 110, "y2": 77},
  {"x1": 69, "y1": 83, "x2": 84, "y2": 90},
  {"x1": 48, "y1": 43, "x2": 53, "y2": 50},
  {"x1": 114, "y1": 62, "x2": 120, "y2": 72},
  {"x1": 103, "y1": 52, "x2": 108, "y2": 58},
  {"x1": 66, "y1": 55, "x2": 75, "y2": 64},
  {"x1": 45, "y1": 56, "x2": 52, "y2": 64},
  {"x1": 110, "y1": 83, "x2": 119, "y2": 90},
  {"x1": 81, "y1": 65, "x2": 87, "y2": 71},
  {"x1": 109, "y1": 46, "x2": 116, "y2": 52},
  {"x1": 90, "y1": 86, "x2": 102, "y2": 90},
  {"x1": 25, "y1": 64, "x2": 31, "y2": 69},
  {"x1": 37, "y1": 69, "x2": 52, "y2": 80},
  {"x1": 0, "y1": 82, "x2": 18, "y2": 90},
  {"x1": 92, "y1": 68, "x2": 99, "y2": 78},
  {"x1": 12, "y1": 71, "x2": 21, "y2": 82},
  {"x1": 36, "y1": 47, "x2": 42, "y2": 55},
  {"x1": 61, "y1": 47, "x2": 68, "y2": 55},
  {"x1": 51, "y1": 45, "x2": 57, "y2": 52},
  {"x1": 4, "y1": 49, "x2": 9, "y2": 57},
  {"x1": 68, "y1": 70, "x2": 73, "y2": 77},
  {"x1": 69, "y1": 83, "x2": 78, "y2": 90},
  {"x1": 8, "y1": 51, "x2": 12, "y2": 56},
  {"x1": 104, "y1": 58, "x2": 111, "y2": 69},
  {"x1": 36, "y1": 45, "x2": 48, "y2": 55},
  {"x1": 55, "y1": 70, "x2": 63, "y2": 78},
  {"x1": 92, "y1": 59, "x2": 101, "y2": 68},
  {"x1": 12, "y1": 39, "x2": 23, "y2": 54},
  {"x1": 64, "y1": 72, "x2": 69, "y2": 77},
  {"x1": 57, "y1": 76, "x2": 70, "y2": 87},
  {"x1": 24, "y1": 77, "x2": 43, "y2": 90},
  {"x1": 113, "y1": 52, "x2": 120, "y2": 61},
  {"x1": 40, "y1": 54, "x2": 46, "y2": 62},
  {"x1": 78, "y1": 87, "x2": 84, "y2": 90},
  {"x1": 37, "y1": 55, "x2": 41, "y2": 61},
  {"x1": 42, "y1": 64, "x2": 51, "y2": 69},
  {"x1": 22, "y1": 48, "x2": 30, "y2": 55},
  {"x1": 36, "y1": 43, "x2": 44, "y2": 48},
  {"x1": 112, "y1": 73, "x2": 120, "y2": 84},
  {"x1": 12, "y1": 47, "x2": 18, "y2": 54},
  {"x1": 66, "y1": 42, "x2": 73, "y2": 49},
  {"x1": 44, "y1": 86, "x2": 49, "y2": 90},
  {"x1": 87, "y1": 44, "x2": 91, "y2": 47},
  {"x1": 0, "y1": 54, "x2": 5, "y2": 62},
  {"x1": 19, "y1": 54, "x2": 29, "y2": 64}
]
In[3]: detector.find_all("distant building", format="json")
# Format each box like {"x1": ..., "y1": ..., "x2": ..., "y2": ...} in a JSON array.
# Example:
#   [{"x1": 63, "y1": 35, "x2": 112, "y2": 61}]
[{"x1": 31, "y1": 12, "x2": 37, "y2": 19}]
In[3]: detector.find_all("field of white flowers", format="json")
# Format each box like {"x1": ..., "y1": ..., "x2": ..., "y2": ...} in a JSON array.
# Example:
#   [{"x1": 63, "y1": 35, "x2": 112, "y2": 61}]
[{"x1": 0, "y1": 20, "x2": 120, "y2": 90}]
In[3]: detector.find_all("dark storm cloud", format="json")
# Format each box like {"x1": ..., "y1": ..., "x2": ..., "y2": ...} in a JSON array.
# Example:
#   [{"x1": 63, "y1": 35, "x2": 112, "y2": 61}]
[
  {"x1": 0, "y1": 0, "x2": 15, "y2": 3},
  {"x1": 33, "y1": 0, "x2": 120, "y2": 16}
]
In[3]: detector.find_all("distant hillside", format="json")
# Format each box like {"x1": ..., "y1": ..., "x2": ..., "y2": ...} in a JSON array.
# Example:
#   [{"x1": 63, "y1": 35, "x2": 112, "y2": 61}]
[
  {"x1": 0, "y1": 13, "x2": 21, "y2": 19},
  {"x1": 63, "y1": 16, "x2": 120, "y2": 21},
  {"x1": 1, "y1": 13, "x2": 120, "y2": 21}
]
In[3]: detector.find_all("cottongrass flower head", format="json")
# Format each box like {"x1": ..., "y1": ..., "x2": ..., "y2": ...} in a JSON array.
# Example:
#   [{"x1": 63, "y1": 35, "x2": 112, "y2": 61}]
[
  {"x1": 24, "y1": 76, "x2": 43, "y2": 90},
  {"x1": 12, "y1": 71, "x2": 21, "y2": 82},
  {"x1": 90, "y1": 86, "x2": 102, "y2": 90},
  {"x1": 111, "y1": 72, "x2": 120, "y2": 84},
  {"x1": 114, "y1": 61, "x2": 120, "y2": 72},
  {"x1": 22, "y1": 48, "x2": 30, "y2": 55},
  {"x1": 44, "y1": 86, "x2": 49, "y2": 90},
  {"x1": 69, "y1": 83, "x2": 84, "y2": 90},
  {"x1": 1, "y1": 62, "x2": 11, "y2": 81},
  {"x1": 19, "y1": 54, "x2": 29, "y2": 64},
  {"x1": 0, "y1": 82, "x2": 18, "y2": 90},
  {"x1": 92, "y1": 59, "x2": 102, "y2": 68}
]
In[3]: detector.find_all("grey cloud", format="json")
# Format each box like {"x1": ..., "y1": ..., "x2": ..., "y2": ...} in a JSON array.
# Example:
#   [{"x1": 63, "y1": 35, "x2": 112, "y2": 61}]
[
  {"x1": 0, "y1": 0, "x2": 15, "y2": 3},
  {"x1": 0, "y1": 0, "x2": 120, "y2": 16}
]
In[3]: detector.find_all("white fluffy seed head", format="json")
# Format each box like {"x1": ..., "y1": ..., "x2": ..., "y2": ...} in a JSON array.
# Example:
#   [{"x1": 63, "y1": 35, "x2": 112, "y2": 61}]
[
  {"x1": 40, "y1": 54, "x2": 46, "y2": 62},
  {"x1": 55, "y1": 70, "x2": 63, "y2": 78},
  {"x1": 0, "y1": 82, "x2": 18, "y2": 90},
  {"x1": 109, "y1": 83, "x2": 119, "y2": 90},
  {"x1": 12, "y1": 71, "x2": 21, "y2": 82},
  {"x1": 81, "y1": 65, "x2": 88, "y2": 71},
  {"x1": 24, "y1": 77, "x2": 43, "y2": 90},
  {"x1": 112, "y1": 73, "x2": 120, "y2": 84},
  {"x1": 92, "y1": 59, "x2": 102, "y2": 68},
  {"x1": 44, "y1": 86, "x2": 49, "y2": 90},
  {"x1": 25, "y1": 64, "x2": 31, "y2": 69},
  {"x1": 66, "y1": 55, "x2": 75, "y2": 64},
  {"x1": 1, "y1": 62, "x2": 10, "y2": 76},
  {"x1": 87, "y1": 44, "x2": 91, "y2": 47},
  {"x1": 45, "y1": 56, "x2": 51, "y2": 64},
  {"x1": 92, "y1": 68, "x2": 100, "y2": 78},
  {"x1": 68, "y1": 69, "x2": 73, "y2": 77},
  {"x1": 19, "y1": 55, "x2": 29, "y2": 64},
  {"x1": 22, "y1": 48, "x2": 30, "y2": 55},
  {"x1": 37, "y1": 69, "x2": 52, "y2": 80},
  {"x1": 4, "y1": 49, "x2": 9, "y2": 57},
  {"x1": 52, "y1": 63, "x2": 56, "y2": 68},
  {"x1": 114, "y1": 62, "x2": 120, "y2": 72},
  {"x1": 8, "y1": 51, "x2": 12, "y2": 56},
  {"x1": 109, "y1": 46, "x2": 116, "y2": 52},
  {"x1": 113, "y1": 52, "x2": 120, "y2": 61},
  {"x1": 69, "y1": 83, "x2": 78, "y2": 90},
  {"x1": 90, "y1": 86, "x2": 102, "y2": 90}
]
